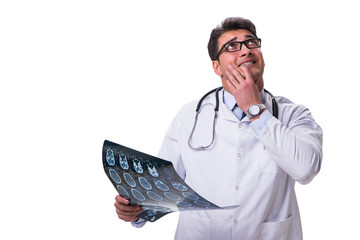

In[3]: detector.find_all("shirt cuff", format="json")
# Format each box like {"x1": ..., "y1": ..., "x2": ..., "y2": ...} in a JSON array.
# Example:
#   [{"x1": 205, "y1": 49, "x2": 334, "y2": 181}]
[
  {"x1": 131, "y1": 218, "x2": 147, "y2": 228},
  {"x1": 249, "y1": 110, "x2": 272, "y2": 135}
]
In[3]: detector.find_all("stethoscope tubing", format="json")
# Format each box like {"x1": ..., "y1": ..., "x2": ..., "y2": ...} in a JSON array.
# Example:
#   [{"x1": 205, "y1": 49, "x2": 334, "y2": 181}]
[{"x1": 188, "y1": 87, "x2": 278, "y2": 151}]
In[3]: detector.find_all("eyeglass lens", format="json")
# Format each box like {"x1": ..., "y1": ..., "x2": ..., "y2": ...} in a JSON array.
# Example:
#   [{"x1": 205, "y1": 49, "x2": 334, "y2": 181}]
[{"x1": 225, "y1": 39, "x2": 261, "y2": 52}]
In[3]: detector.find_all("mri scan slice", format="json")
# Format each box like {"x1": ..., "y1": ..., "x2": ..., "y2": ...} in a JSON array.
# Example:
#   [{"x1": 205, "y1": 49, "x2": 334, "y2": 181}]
[
  {"x1": 194, "y1": 200, "x2": 211, "y2": 207},
  {"x1": 119, "y1": 152, "x2": 129, "y2": 170},
  {"x1": 164, "y1": 192, "x2": 181, "y2": 201},
  {"x1": 106, "y1": 149, "x2": 115, "y2": 166},
  {"x1": 133, "y1": 158, "x2": 143, "y2": 173},
  {"x1": 124, "y1": 173, "x2": 136, "y2": 187},
  {"x1": 171, "y1": 181, "x2": 188, "y2": 191},
  {"x1": 138, "y1": 177, "x2": 152, "y2": 190},
  {"x1": 147, "y1": 191, "x2": 163, "y2": 201},
  {"x1": 109, "y1": 169, "x2": 121, "y2": 183},
  {"x1": 182, "y1": 192, "x2": 199, "y2": 201},
  {"x1": 177, "y1": 201, "x2": 193, "y2": 208},
  {"x1": 154, "y1": 180, "x2": 169, "y2": 191},
  {"x1": 131, "y1": 188, "x2": 146, "y2": 201},
  {"x1": 117, "y1": 185, "x2": 129, "y2": 199},
  {"x1": 142, "y1": 210, "x2": 157, "y2": 222},
  {"x1": 147, "y1": 163, "x2": 159, "y2": 177},
  {"x1": 162, "y1": 166, "x2": 174, "y2": 178}
]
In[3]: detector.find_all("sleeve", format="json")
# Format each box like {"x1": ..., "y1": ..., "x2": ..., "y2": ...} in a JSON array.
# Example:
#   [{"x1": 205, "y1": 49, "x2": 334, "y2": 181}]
[
  {"x1": 157, "y1": 115, "x2": 186, "y2": 180},
  {"x1": 131, "y1": 218, "x2": 147, "y2": 228},
  {"x1": 249, "y1": 104, "x2": 323, "y2": 185}
]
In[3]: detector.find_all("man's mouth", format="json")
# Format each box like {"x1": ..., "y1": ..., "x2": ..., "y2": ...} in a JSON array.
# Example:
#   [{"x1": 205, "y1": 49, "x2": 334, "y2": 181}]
[{"x1": 241, "y1": 61, "x2": 255, "y2": 67}]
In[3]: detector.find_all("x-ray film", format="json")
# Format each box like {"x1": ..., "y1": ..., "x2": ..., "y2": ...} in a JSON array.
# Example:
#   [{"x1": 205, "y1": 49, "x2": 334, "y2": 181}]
[{"x1": 103, "y1": 140, "x2": 234, "y2": 222}]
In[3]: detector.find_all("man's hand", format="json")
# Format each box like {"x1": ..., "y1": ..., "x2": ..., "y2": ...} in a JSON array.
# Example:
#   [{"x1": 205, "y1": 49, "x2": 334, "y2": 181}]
[
  {"x1": 114, "y1": 195, "x2": 143, "y2": 222},
  {"x1": 225, "y1": 64, "x2": 262, "y2": 113}
]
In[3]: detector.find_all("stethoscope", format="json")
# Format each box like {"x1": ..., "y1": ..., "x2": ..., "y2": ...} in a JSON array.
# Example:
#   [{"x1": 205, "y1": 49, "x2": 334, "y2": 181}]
[{"x1": 188, "y1": 86, "x2": 278, "y2": 151}]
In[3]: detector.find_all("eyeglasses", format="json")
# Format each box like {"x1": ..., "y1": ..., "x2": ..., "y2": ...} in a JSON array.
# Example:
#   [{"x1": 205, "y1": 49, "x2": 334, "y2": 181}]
[{"x1": 214, "y1": 38, "x2": 261, "y2": 60}]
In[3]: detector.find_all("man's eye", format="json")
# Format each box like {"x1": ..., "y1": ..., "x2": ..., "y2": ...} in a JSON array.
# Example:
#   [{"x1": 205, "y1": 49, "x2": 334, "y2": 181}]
[
  {"x1": 226, "y1": 42, "x2": 240, "y2": 51},
  {"x1": 247, "y1": 39, "x2": 256, "y2": 45},
  {"x1": 246, "y1": 39, "x2": 259, "y2": 47}
]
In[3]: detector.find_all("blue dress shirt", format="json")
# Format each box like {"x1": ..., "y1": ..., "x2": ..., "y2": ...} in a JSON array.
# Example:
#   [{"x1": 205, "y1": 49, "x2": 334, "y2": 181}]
[{"x1": 223, "y1": 89, "x2": 272, "y2": 135}]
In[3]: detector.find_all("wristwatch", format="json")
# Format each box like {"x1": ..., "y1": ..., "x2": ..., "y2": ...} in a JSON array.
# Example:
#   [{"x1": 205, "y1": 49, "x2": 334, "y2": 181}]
[{"x1": 247, "y1": 104, "x2": 266, "y2": 119}]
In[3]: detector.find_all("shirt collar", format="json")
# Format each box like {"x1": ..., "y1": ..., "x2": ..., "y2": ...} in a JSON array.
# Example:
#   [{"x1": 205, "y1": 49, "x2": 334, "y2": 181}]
[
  {"x1": 223, "y1": 89, "x2": 266, "y2": 111},
  {"x1": 223, "y1": 89, "x2": 237, "y2": 110}
]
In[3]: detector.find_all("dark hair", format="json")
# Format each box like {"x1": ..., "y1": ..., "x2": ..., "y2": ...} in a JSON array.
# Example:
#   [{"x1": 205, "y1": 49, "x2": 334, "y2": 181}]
[{"x1": 207, "y1": 17, "x2": 258, "y2": 61}]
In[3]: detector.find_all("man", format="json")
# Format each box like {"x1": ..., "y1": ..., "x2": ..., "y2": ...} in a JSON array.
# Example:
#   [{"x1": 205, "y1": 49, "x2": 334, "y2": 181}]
[{"x1": 114, "y1": 17, "x2": 323, "y2": 239}]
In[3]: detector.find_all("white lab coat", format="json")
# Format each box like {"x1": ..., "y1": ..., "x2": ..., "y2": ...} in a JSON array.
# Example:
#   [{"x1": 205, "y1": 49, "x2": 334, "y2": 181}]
[{"x1": 157, "y1": 90, "x2": 322, "y2": 240}]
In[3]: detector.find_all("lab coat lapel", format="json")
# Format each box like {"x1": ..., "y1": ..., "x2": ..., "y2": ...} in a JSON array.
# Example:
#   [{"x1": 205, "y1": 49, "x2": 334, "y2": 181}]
[{"x1": 263, "y1": 90, "x2": 274, "y2": 116}]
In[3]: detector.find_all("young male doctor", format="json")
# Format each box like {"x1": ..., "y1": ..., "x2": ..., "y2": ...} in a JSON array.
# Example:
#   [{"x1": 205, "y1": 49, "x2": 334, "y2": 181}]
[{"x1": 114, "y1": 17, "x2": 323, "y2": 240}]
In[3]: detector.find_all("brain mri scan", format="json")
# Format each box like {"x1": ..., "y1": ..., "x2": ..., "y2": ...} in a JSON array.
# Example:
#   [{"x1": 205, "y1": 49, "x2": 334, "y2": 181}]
[{"x1": 102, "y1": 140, "x2": 229, "y2": 222}]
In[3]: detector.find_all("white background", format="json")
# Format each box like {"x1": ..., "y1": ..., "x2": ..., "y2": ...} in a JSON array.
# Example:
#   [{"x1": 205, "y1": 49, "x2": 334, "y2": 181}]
[{"x1": 1, "y1": 0, "x2": 359, "y2": 239}]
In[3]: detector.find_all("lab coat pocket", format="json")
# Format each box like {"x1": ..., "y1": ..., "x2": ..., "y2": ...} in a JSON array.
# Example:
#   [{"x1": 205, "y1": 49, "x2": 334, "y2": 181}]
[
  {"x1": 175, "y1": 212, "x2": 211, "y2": 240},
  {"x1": 260, "y1": 215, "x2": 293, "y2": 240}
]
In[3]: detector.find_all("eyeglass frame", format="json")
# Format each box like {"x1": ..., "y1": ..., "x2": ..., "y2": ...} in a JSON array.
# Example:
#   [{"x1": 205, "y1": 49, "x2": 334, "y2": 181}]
[{"x1": 214, "y1": 38, "x2": 262, "y2": 60}]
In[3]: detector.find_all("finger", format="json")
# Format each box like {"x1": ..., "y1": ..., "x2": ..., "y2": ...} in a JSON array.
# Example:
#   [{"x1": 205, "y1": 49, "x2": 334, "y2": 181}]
[
  {"x1": 225, "y1": 69, "x2": 241, "y2": 90},
  {"x1": 116, "y1": 209, "x2": 142, "y2": 222},
  {"x1": 114, "y1": 201, "x2": 142, "y2": 212},
  {"x1": 114, "y1": 195, "x2": 143, "y2": 214},
  {"x1": 227, "y1": 64, "x2": 245, "y2": 83},
  {"x1": 240, "y1": 65, "x2": 253, "y2": 82},
  {"x1": 115, "y1": 204, "x2": 143, "y2": 216},
  {"x1": 225, "y1": 70, "x2": 236, "y2": 88},
  {"x1": 115, "y1": 203, "x2": 143, "y2": 222},
  {"x1": 225, "y1": 79, "x2": 236, "y2": 95},
  {"x1": 115, "y1": 195, "x2": 129, "y2": 204}
]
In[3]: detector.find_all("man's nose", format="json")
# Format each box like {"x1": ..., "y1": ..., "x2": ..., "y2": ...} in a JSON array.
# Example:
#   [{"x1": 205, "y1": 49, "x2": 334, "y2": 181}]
[{"x1": 238, "y1": 47, "x2": 252, "y2": 58}]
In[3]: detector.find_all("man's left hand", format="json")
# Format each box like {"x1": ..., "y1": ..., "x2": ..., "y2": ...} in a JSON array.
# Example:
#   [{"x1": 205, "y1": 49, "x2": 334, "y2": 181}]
[{"x1": 225, "y1": 64, "x2": 262, "y2": 113}]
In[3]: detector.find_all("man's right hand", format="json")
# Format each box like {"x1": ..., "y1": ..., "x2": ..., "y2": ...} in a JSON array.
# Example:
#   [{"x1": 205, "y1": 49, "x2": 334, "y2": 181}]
[{"x1": 114, "y1": 195, "x2": 143, "y2": 222}]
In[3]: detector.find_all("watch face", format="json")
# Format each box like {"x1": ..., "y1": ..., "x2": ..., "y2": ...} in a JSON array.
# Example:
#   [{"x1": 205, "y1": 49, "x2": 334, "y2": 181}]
[{"x1": 249, "y1": 105, "x2": 261, "y2": 115}]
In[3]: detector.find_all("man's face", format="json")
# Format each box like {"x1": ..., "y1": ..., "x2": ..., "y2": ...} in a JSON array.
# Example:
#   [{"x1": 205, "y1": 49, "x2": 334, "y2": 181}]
[{"x1": 212, "y1": 29, "x2": 265, "y2": 92}]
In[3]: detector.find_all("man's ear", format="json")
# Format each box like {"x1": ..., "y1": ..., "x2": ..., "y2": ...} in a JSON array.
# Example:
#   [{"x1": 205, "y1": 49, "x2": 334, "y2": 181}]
[{"x1": 212, "y1": 60, "x2": 223, "y2": 77}]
